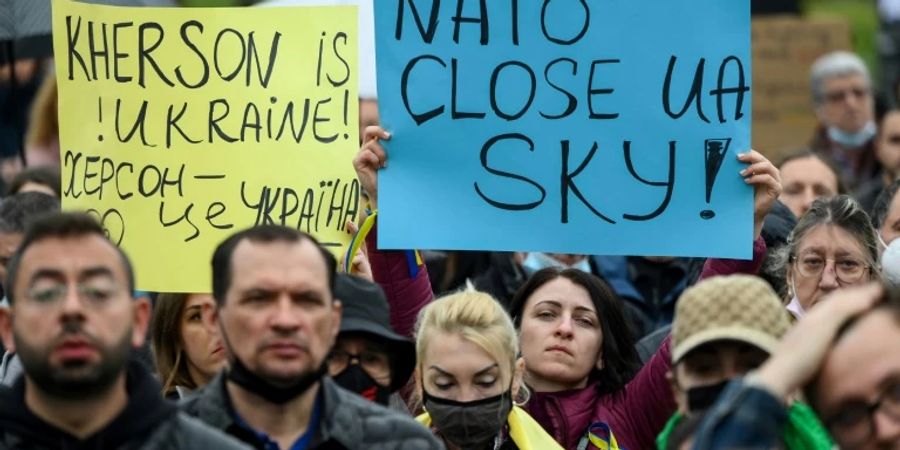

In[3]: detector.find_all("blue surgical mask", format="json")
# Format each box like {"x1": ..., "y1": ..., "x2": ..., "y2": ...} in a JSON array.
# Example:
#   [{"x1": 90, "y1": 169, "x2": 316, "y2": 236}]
[
  {"x1": 522, "y1": 252, "x2": 591, "y2": 275},
  {"x1": 827, "y1": 121, "x2": 876, "y2": 149}
]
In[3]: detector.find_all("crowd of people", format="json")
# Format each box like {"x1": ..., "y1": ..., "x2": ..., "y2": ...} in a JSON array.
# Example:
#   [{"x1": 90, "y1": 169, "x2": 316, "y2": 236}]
[{"x1": 1, "y1": 1, "x2": 900, "y2": 450}]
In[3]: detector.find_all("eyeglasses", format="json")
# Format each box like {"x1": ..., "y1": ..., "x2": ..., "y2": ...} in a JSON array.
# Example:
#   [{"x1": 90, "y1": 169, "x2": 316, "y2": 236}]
[
  {"x1": 327, "y1": 348, "x2": 390, "y2": 379},
  {"x1": 25, "y1": 283, "x2": 120, "y2": 309},
  {"x1": 825, "y1": 380, "x2": 900, "y2": 448},
  {"x1": 791, "y1": 252, "x2": 871, "y2": 284},
  {"x1": 824, "y1": 87, "x2": 870, "y2": 104}
]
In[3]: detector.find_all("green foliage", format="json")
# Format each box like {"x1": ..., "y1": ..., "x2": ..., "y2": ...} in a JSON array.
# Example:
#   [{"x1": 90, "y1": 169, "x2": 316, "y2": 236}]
[{"x1": 803, "y1": 0, "x2": 880, "y2": 81}]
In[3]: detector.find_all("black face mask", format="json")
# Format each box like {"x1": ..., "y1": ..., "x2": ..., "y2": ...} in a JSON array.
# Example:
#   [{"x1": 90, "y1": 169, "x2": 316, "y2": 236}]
[
  {"x1": 227, "y1": 356, "x2": 325, "y2": 405},
  {"x1": 686, "y1": 380, "x2": 730, "y2": 413},
  {"x1": 333, "y1": 364, "x2": 391, "y2": 405},
  {"x1": 423, "y1": 390, "x2": 512, "y2": 450},
  {"x1": 220, "y1": 327, "x2": 324, "y2": 405}
]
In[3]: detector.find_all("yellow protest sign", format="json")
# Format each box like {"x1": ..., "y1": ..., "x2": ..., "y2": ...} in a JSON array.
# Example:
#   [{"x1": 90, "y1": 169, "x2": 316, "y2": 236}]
[{"x1": 52, "y1": 1, "x2": 359, "y2": 293}]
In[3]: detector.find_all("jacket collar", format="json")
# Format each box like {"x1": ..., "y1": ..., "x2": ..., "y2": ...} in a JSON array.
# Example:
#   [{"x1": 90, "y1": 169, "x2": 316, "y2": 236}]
[
  {"x1": 193, "y1": 372, "x2": 366, "y2": 449},
  {"x1": 0, "y1": 358, "x2": 176, "y2": 449}
]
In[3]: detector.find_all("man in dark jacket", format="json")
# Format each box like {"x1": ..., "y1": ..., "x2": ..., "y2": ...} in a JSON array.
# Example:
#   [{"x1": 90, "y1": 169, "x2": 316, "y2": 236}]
[
  {"x1": 181, "y1": 225, "x2": 441, "y2": 450},
  {"x1": 0, "y1": 212, "x2": 246, "y2": 449},
  {"x1": 693, "y1": 283, "x2": 900, "y2": 449}
]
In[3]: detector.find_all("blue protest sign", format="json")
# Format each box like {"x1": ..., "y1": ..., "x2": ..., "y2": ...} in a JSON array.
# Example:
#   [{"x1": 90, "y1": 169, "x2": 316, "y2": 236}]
[{"x1": 374, "y1": 0, "x2": 752, "y2": 258}]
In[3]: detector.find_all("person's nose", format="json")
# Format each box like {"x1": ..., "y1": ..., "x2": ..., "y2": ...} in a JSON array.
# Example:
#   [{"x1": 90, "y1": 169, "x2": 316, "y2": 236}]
[
  {"x1": 270, "y1": 294, "x2": 301, "y2": 332},
  {"x1": 553, "y1": 315, "x2": 574, "y2": 340},
  {"x1": 818, "y1": 260, "x2": 840, "y2": 289},
  {"x1": 799, "y1": 189, "x2": 817, "y2": 217},
  {"x1": 872, "y1": 406, "x2": 900, "y2": 446}
]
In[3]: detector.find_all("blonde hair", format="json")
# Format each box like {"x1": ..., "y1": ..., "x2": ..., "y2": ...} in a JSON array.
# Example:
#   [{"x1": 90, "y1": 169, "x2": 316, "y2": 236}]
[{"x1": 415, "y1": 289, "x2": 519, "y2": 389}]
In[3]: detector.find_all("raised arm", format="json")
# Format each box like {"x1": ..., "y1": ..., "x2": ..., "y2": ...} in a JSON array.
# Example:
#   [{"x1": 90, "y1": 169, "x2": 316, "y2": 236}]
[
  {"x1": 354, "y1": 126, "x2": 434, "y2": 338},
  {"x1": 700, "y1": 150, "x2": 781, "y2": 280}
]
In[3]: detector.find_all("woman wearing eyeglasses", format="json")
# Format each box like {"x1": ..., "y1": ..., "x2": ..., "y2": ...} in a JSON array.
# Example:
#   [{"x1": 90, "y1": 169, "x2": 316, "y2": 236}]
[{"x1": 768, "y1": 195, "x2": 881, "y2": 319}]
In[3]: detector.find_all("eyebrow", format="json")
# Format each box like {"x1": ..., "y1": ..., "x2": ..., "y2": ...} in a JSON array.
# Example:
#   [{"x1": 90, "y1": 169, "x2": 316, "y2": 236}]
[
  {"x1": 535, "y1": 300, "x2": 597, "y2": 315},
  {"x1": 428, "y1": 363, "x2": 499, "y2": 377},
  {"x1": 28, "y1": 268, "x2": 65, "y2": 285},
  {"x1": 80, "y1": 267, "x2": 115, "y2": 282}
]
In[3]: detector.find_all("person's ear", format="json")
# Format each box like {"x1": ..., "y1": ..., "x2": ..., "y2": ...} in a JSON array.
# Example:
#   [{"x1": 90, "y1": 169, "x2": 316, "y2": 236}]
[
  {"x1": 512, "y1": 357, "x2": 526, "y2": 398},
  {"x1": 201, "y1": 301, "x2": 219, "y2": 336},
  {"x1": 595, "y1": 353, "x2": 605, "y2": 371},
  {"x1": 330, "y1": 299, "x2": 343, "y2": 341},
  {"x1": 131, "y1": 296, "x2": 151, "y2": 348},
  {"x1": 667, "y1": 367, "x2": 689, "y2": 415},
  {"x1": 0, "y1": 306, "x2": 14, "y2": 353}
]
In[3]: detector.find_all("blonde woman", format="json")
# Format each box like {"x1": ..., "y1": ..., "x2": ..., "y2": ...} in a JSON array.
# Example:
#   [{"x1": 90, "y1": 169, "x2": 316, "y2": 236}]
[{"x1": 414, "y1": 290, "x2": 562, "y2": 450}]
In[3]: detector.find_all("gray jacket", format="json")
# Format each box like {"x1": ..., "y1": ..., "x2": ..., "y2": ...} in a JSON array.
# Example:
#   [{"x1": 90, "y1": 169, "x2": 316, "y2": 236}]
[{"x1": 180, "y1": 374, "x2": 443, "y2": 450}]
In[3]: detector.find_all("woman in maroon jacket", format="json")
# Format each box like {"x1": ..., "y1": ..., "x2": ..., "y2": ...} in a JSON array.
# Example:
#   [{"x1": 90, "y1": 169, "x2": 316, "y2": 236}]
[
  {"x1": 508, "y1": 268, "x2": 670, "y2": 450},
  {"x1": 502, "y1": 149, "x2": 783, "y2": 450}
]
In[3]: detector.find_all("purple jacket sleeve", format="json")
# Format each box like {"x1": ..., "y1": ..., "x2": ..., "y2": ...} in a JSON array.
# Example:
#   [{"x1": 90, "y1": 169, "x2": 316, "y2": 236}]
[
  {"x1": 365, "y1": 219, "x2": 434, "y2": 338},
  {"x1": 699, "y1": 236, "x2": 767, "y2": 280},
  {"x1": 616, "y1": 336, "x2": 677, "y2": 450}
]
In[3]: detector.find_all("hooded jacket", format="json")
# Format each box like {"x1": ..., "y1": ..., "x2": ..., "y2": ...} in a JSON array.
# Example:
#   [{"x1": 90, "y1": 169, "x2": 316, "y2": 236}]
[
  {"x1": 180, "y1": 373, "x2": 442, "y2": 450},
  {"x1": 0, "y1": 359, "x2": 248, "y2": 450}
]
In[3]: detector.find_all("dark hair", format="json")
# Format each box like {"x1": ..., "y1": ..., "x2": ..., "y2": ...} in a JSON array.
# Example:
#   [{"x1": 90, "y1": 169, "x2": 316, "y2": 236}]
[
  {"x1": 0, "y1": 192, "x2": 60, "y2": 234},
  {"x1": 151, "y1": 293, "x2": 196, "y2": 396},
  {"x1": 871, "y1": 179, "x2": 900, "y2": 230},
  {"x1": 211, "y1": 225, "x2": 336, "y2": 305},
  {"x1": 6, "y1": 212, "x2": 135, "y2": 303},
  {"x1": 6, "y1": 166, "x2": 61, "y2": 198},
  {"x1": 508, "y1": 268, "x2": 641, "y2": 396},
  {"x1": 805, "y1": 283, "x2": 900, "y2": 411},
  {"x1": 776, "y1": 149, "x2": 847, "y2": 195}
]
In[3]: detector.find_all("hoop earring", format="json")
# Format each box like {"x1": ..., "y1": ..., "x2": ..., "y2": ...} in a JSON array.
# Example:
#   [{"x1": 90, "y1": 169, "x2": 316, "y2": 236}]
[{"x1": 514, "y1": 384, "x2": 531, "y2": 407}]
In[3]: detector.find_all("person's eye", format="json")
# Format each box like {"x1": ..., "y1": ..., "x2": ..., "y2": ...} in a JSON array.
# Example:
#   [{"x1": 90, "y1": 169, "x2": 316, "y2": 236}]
[
  {"x1": 361, "y1": 352, "x2": 387, "y2": 365},
  {"x1": 885, "y1": 382, "x2": 900, "y2": 404},
  {"x1": 783, "y1": 184, "x2": 802, "y2": 195},
  {"x1": 188, "y1": 312, "x2": 202, "y2": 322},
  {"x1": 801, "y1": 257, "x2": 824, "y2": 268},
  {"x1": 575, "y1": 316, "x2": 596, "y2": 328},
  {"x1": 830, "y1": 407, "x2": 868, "y2": 429},
  {"x1": 243, "y1": 291, "x2": 270, "y2": 303},
  {"x1": 30, "y1": 287, "x2": 62, "y2": 303},
  {"x1": 477, "y1": 380, "x2": 497, "y2": 388},
  {"x1": 82, "y1": 286, "x2": 113, "y2": 303},
  {"x1": 535, "y1": 310, "x2": 556, "y2": 320},
  {"x1": 433, "y1": 379, "x2": 454, "y2": 390},
  {"x1": 837, "y1": 260, "x2": 862, "y2": 270}
]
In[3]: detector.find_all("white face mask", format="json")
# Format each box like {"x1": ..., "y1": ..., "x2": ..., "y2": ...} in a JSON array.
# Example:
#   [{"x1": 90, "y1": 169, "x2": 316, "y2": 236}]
[
  {"x1": 882, "y1": 238, "x2": 900, "y2": 289},
  {"x1": 522, "y1": 252, "x2": 591, "y2": 275},
  {"x1": 785, "y1": 278, "x2": 805, "y2": 319},
  {"x1": 827, "y1": 121, "x2": 876, "y2": 149}
]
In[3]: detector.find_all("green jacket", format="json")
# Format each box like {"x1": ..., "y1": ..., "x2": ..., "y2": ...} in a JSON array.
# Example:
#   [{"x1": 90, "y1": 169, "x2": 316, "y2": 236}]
[{"x1": 656, "y1": 402, "x2": 832, "y2": 450}]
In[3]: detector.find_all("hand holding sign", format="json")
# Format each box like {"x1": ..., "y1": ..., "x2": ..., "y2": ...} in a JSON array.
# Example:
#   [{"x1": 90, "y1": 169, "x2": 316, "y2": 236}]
[
  {"x1": 355, "y1": 126, "x2": 391, "y2": 210},
  {"x1": 738, "y1": 150, "x2": 783, "y2": 239}
]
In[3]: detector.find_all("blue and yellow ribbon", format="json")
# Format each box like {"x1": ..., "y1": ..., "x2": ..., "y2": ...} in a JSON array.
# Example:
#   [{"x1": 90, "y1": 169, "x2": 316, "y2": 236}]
[{"x1": 343, "y1": 210, "x2": 377, "y2": 274}]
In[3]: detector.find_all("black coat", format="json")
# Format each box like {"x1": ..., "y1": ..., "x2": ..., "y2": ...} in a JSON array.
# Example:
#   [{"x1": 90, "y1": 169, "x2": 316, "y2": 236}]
[{"x1": 0, "y1": 360, "x2": 248, "y2": 450}]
